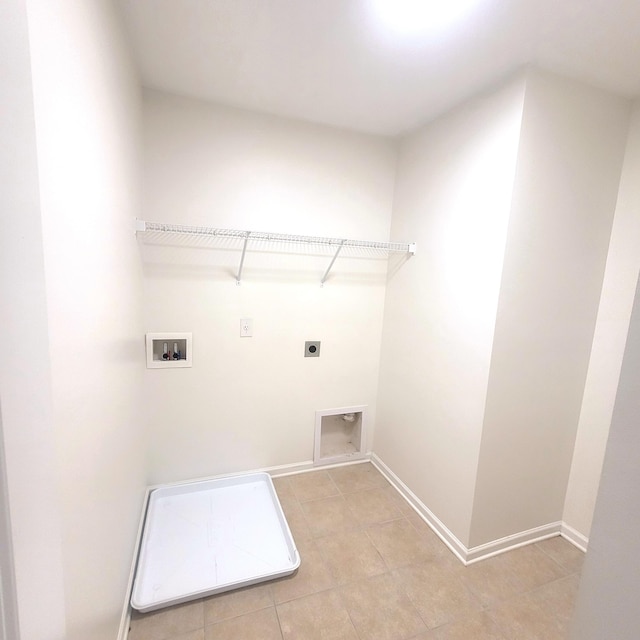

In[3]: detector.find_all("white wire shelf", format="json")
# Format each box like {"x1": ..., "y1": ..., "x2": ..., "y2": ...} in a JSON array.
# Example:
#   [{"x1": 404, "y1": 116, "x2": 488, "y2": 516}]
[{"x1": 135, "y1": 219, "x2": 416, "y2": 285}]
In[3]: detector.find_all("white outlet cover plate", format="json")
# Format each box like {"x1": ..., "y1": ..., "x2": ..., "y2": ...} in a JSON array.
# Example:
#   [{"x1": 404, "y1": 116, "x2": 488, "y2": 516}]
[{"x1": 240, "y1": 318, "x2": 253, "y2": 337}]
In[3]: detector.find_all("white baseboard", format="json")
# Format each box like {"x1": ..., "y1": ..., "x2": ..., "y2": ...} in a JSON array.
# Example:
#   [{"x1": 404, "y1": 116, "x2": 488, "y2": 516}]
[
  {"x1": 271, "y1": 456, "x2": 371, "y2": 477},
  {"x1": 465, "y1": 522, "x2": 563, "y2": 564},
  {"x1": 117, "y1": 605, "x2": 132, "y2": 640},
  {"x1": 370, "y1": 453, "x2": 588, "y2": 564},
  {"x1": 118, "y1": 487, "x2": 152, "y2": 640}
]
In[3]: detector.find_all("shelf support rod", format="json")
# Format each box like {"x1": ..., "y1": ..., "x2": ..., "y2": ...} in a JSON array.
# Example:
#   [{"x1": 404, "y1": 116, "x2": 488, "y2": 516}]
[
  {"x1": 236, "y1": 232, "x2": 250, "y2": 285},
  {"x1": 320, "y1": 240, "x2": 345, "y2": 286}
]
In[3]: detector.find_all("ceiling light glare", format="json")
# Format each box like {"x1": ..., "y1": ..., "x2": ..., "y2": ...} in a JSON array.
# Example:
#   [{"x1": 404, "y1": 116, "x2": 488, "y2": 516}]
[{"x1": 372, "y1": 0, "x2": 480, "y2": 36}]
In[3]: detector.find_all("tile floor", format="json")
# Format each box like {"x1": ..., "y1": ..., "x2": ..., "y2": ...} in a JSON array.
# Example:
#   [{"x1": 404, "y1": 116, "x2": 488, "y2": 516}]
[{"x1": 128, "y1": 463, "x2": 584, "y2": 640}]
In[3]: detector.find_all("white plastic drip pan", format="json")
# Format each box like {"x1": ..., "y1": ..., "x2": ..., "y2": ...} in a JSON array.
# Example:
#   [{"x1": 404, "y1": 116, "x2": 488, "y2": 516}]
[{"x1": 131, "y1": 472, "x2": 300, "y2": 612}]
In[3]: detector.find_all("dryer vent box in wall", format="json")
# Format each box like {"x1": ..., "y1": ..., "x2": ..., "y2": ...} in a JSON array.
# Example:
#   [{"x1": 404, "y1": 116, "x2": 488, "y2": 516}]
[
  {"x1": 146, "y1": 333, "x2": 192, "y2": 368},
  {"x1": 314, "y1": 406, "x2": 367, "y2": 466},
  {"x1": 305, "y1": 341, "x2": 321, "y2": 357}
]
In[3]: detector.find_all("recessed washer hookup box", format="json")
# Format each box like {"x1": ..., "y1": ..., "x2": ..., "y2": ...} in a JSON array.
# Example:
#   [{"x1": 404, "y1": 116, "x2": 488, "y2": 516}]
[{"x1": 131, "y1": 472, "x2": 300, "y2": 612}]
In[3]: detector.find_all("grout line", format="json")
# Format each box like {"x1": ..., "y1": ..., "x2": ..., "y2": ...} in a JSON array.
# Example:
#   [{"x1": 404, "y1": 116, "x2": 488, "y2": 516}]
[
  {"x1": 482, "y1": 607, "x2": 512, "y2": 640},
  {"x1": 272, "y1": 601, "x2": 285, "y2": 640}
]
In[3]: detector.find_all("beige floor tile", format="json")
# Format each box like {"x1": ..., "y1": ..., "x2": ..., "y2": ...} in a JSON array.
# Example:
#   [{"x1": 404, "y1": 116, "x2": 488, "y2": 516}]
[
  {"x1": 204, "y1": 607, "x2": 281, "y2": 640},
  {"x1": 366, "y1": 518, "x2": 439, "y2": 569},
  {"x1": 459, "y1": 557, "x2": 525, "y2": 606},
  {"x1": 487, "y1": 592, "x2": 567, "y2": 640},
  {"x1": 328, "y1": 463, "x2": 389, "y2": 494},
  {"x1": 343, "y1": 487, "x2": 403, "y2": 526},
  {"x1": 203, "y1": 583, "x2": 273, "y2": 625},
  {"x1": 535, "y1": 536, "x2": 585, "y2": 574},
  {"x1": 495, "y1": 543, "x2": 569, "y2": 591},
  {"x1": 276, "y1": 491, "x2": 299, "y2": 513},
  {"x1": 427, "y1": 611, "x2": 508, "y2": 639},
  {"x1": 529, "y1": 573, "x2": 580, "y2": 629},
  {"x1": 272, "y1": 476, "x2": 295, "y2": 500},
  {"x1": 340, "y1": 573, "x2": 427, "y2": 640},
  {"x1": 276, "y1": 588, "x2": 358, "y2": 640},
  {"x1": 405, "y1": 515, "x2": 457, "y2": 563},
  {"x1": 163, "y1": 631, "x2": 204, "y2": 640},
  {"x1": 129, "y1": 600, "x2": 204, "y2": 640},
  {"x1": 279, "y1": 496, "x2": 313, "y2": 544},
  {"x1": 306, "y1": 625, "x2": 358, "y2": 640},
  {"x1": 315, "y1": 529, "x2": 387, "y2": 584},
  {"x1": 394, "y1": 558, "x2": 483, "y2": 629},
  {"x1": 270, "y1": 539, "x2": 334, "y2": 604},
  {"x1": 380, "y1": 485, "x2": 416, "y2": 516},
  {"x1": 300, "y1": 495, "x2": 357, "y2": 537},
  {"x1": 288, "y1": 470, "x2": 340, "y2": 502}
]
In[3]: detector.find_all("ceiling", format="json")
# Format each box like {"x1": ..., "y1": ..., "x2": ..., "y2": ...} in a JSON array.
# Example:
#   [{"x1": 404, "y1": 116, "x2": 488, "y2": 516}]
[{"x1": 117, "y1": 0, "x2": 640, "y2": 136}]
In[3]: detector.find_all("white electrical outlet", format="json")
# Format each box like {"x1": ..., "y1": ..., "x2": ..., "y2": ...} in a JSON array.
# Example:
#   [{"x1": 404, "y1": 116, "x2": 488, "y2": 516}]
[{"x1": 240, "y1": 318, "x2": 253, "y2": 337}]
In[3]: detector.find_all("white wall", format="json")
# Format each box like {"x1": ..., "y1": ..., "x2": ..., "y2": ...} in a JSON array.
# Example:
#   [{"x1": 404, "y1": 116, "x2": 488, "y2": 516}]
[
  {"x1": 470, "y1": 72, "x2": 630, "y2": 547},
  {"x1": 375, "y1": 78, "x2": 526, "y2": 545},
  {"x1": 570, "y1": 271, "x2": 640, "y2": 639},
  {"x1": 25, "y1": 1, "x2": 147, "y2": 638},
  {"x1": 0, "y1": 1, "x2": 67, "y2": 638},
  {"x1": 141, "y1": 91, "x2": 397, "y2": 483},
  {"x1": 563, "y1": 102, "x2": 640, "y2": 540}
]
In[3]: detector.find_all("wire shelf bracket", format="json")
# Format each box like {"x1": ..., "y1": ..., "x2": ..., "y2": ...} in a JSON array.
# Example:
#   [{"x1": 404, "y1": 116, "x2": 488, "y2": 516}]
[
  {"x1": 135, "y1": 219, "x2": 416, "y2": 285},
  {"x1": 236, "y1": 231, "x2": 250, "y2": 285}
]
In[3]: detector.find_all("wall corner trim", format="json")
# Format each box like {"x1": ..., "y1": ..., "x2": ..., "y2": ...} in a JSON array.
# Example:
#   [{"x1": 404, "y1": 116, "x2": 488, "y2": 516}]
[{"x1": 560, "y1": 522, "x2": 589, "y2": 552}]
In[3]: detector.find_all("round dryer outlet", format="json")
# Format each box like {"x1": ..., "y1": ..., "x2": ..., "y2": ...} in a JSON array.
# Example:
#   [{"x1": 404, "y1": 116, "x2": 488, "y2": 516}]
[{"x1": 304, "y1": 341, "x2": 321, "y2": 357}]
